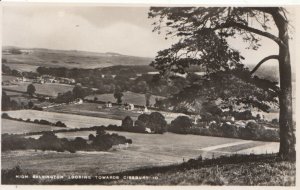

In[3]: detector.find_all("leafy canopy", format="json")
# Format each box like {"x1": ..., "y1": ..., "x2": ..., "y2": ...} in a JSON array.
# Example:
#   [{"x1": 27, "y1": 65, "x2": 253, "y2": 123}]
[{"x1": 148, "y1": 7, "x2": 281, "y2": 112}]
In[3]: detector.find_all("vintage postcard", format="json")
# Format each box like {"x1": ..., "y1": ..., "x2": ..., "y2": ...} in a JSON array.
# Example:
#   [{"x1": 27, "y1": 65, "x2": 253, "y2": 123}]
[{"x1": 0, "y1": 0, "x2": 298, "y2": 188}]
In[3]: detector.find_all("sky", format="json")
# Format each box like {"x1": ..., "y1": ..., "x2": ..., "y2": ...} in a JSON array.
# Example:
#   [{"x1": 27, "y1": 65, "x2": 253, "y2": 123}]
[{"x1": 2, "y1": 5, "x2": 296, "y2": 68}]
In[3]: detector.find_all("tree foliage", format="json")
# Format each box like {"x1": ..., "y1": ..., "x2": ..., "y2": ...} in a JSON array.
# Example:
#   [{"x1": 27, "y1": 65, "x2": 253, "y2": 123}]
[
  {"x1": 149, "y1": 7, "x2": 295, "y2": 159},
  {"x1": 148, "y1": 7, "x2": 282, "y2": 112},
  {"x1": 27, "y1": 84, "x2": 36, "y2": 97}
]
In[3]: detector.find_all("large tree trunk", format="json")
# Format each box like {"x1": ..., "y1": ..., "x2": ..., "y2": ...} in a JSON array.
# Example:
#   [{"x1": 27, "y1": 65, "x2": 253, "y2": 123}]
[{"x1": 273, "y1": 10, "x2": 295, "y2": 160}]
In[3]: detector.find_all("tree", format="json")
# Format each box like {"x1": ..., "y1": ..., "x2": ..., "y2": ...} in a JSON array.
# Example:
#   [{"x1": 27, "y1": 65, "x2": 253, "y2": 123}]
[
  {"x1": 114, "y1": 88, "x2": 124, "y2": 104},
  {"x1": 145, "y1": 92, "x2": 152, "y2": 107},
  {"x1": 169, "y1": 116, "x2": 193, "y2": 134},
  {"x1": 27, "y1": 84, "x2": 36, "y2": 97},
  {"x1": 149, "y1": 7, "x2": 294, "y2": 159},
  {"x1": 72, "y1": 85, "x2": 85, "y2": 99},
  {"x1": 28, "y1": 101, "x2": 34, "y2": 109},
  {"x1": 148, "y1": 112, "x2": 167, "y2": 134},
  {"x1": 122, "y1": 116, "x2": 134, "y2": 128}
]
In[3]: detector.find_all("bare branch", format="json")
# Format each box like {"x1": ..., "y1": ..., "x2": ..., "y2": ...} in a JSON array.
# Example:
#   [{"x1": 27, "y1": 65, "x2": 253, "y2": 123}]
[
  {"x1": 214, "y1": 21, "x2": 286, "y2": 48},
  {"x1": 250, "y1": 55, "x2": 279, "y2": 75}
]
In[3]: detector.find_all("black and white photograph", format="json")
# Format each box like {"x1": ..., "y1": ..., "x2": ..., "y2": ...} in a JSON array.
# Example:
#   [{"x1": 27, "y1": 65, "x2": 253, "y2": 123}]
[{"x1": 0, "y1": 1, "x2": 298, "y2": 186}]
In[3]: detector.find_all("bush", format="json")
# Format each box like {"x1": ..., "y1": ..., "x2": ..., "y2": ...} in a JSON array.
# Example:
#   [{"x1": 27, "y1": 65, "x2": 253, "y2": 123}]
[
  {"x1": 169, "y1": 116, "x2": 193, "y2": 134},
  {"x1": 2, "y1": 113, "x2": 10, "y2": 119},
  {"x1": 88, "y1": 134, "x2": 96, "y2": 141},
  {"x1": 55, "y1": 121, "x2": 67, "y2": 127},
  {"x1": 39, "y1": 119, "x2": 52, "y2": 125}
]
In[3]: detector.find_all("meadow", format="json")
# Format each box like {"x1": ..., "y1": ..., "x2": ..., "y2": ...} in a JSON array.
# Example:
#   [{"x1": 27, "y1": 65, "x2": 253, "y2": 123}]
[
  {"x1": 85, "y1": 91, "x2": 165, "y2": 106},
  {"x1": 2, "y1": 130, "x2": 279, "y2": 176},
  {"x1": 3, "y1": 110, "x2": 122, "y2": 128},
  {"x1": 1, "y1": 119, "x2": 63, "y2": 134},
  {"x1": 3, "y1": 82, "x2": 74, "y2": 97},
  {"x1": 45, "y1": 102, "x2": 140, "y2": 121}
]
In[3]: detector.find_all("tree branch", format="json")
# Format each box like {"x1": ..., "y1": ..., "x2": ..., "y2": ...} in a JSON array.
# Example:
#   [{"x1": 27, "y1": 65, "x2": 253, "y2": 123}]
[
  {"x1": 250, "y1": 55, "x2": 279, "y2": 75},
  {"x1": 214, "y1": 21, "x2": 286, "y2": 48}
]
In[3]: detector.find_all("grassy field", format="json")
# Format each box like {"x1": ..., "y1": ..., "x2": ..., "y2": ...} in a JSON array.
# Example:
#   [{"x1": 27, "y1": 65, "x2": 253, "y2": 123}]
[
  {"x1": 2, "y1": 75, "x2": 19, "y2": 82},
  {"x1": 85, "y1": 91, "x2": 165, "y2": 106},
  {"x1": 45, "y1": 102, "x2": 187, "y2": 123},
  {"x1": 3, "y1": 110, "x2": 122, "y2": 128},
  {"x1": 2, "y1": 129, "x2": 279, "y2": 177},
  {"x1": 3, "y1": 82, "x2": 74, "y2": 97},
  {"x1": 1, "y1": 119, "x2": 63, "y2": 134},
  {"x1": 45, "y1": 102, "x2": 141, "y2": 120}
]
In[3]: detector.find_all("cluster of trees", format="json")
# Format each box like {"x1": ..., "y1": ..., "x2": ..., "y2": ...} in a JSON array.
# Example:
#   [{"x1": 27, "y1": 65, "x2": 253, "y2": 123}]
[
  {"x1": 121, "y1": 112, "x2": 167, "y2": 134},
  {"x1": 2, "y1": 64, "x2": 39, "y2": 79},
  {"x1": 2, "y1": 92, "x2": 21, "y2": 111},
  {"x1": 55, "y1": 85, "x2": 92, "y2": 103},
  {"x1": 2, "y1": 129, "x2": 132, "y2": 153},
  {"x1": 36, "y1": 65, "x2": 191, "y2": 98},
  {"x1": 168, "y1": 115, "x2": 279, "y2": 141}
]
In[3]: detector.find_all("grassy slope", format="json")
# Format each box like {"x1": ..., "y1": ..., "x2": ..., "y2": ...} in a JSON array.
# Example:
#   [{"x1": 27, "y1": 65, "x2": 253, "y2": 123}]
[
  {"x1": 2, "y1": 47, "x2": 153, "y2": 71},
  {"x1": 3, "y1": 82, "x2": 74, "y2": 97},
  {"x1": 1, "y1": 119, "x2": 64, "y2": 134},
  {"x1": 103, "y1": 154, "x2": 295, "y2": 186}
]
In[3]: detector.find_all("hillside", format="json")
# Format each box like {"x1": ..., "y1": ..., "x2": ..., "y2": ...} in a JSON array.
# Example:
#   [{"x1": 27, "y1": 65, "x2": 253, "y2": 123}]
[{"x1": 2, "y1": 46, "x2": 153, "y2": 72}]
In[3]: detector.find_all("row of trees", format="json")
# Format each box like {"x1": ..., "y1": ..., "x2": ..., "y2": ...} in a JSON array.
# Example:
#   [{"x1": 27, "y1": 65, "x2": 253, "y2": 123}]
[{"x1": 2, "y1": 129, "x2": 132, "y2": 153}]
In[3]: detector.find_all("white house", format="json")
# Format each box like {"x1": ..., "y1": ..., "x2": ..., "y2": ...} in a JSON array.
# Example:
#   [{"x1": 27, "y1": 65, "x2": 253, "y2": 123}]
[
  {"x1": 105, "y1": 101, "x2": 112, "y2": 108},
  {"x1": 74, "y1": 98, "x2": 83, "y2": 104}
]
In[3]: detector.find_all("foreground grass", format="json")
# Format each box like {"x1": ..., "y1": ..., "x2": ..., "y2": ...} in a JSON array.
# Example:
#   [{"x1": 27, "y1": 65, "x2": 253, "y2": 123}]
[
  {"x1": 2, "y1": 154, "x2": 295, "y2": 185},
  {"x1": 105, "y1": 158, "x2": 295, "y2": 185}
]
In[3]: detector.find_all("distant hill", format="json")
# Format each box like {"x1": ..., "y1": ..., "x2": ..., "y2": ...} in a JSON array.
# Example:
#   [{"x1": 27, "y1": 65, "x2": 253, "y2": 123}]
[{"x1": 2, "y1": 46, "x2": 153, "y2": 71}]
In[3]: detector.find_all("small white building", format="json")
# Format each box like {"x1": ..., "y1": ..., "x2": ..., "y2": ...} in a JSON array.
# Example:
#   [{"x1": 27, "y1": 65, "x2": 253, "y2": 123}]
[
  {"x1": 75, "y1": 98, "x2": 83, "y2": 104},
  {"x1": 106, "y1": 101, "x2": 112, "y2": 108},
  {"x1": 144, "y1": 106, "x2": 149, "y2": 113},
  {"x1": 128, "y1": 104, "x2": 134, "y2": 110}
]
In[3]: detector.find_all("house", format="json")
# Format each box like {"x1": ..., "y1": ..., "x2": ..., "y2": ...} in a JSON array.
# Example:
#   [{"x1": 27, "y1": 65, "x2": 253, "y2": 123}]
[
  {"x1": 74, "y1": 98, "x2": 83, "y2": 104},
  {"x1": 125, "y1": 103, "x2": 135, "y2": 110},
  {"x1": 144, "y1": 106, "x2": 149, "y2": 113},
  {"x1": 105, "y1": 101, "x2": 112, "y2": 108},
  {"x1": 145, "y1": 128, "x2": 152, "y2": 133}
]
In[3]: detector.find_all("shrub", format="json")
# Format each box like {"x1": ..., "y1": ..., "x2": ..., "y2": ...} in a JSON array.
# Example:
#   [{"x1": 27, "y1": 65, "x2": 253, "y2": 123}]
[
  {"x1": 55, "y1": 121, "x2": 67, "y2": 127},
  {"x1": 271, "y1": 118, "x2": 279, "y2": 124},
  {"x1": 126, "y1": 139, "x2": 133, "y2": 144},
  {"x1": 88, "y1": 134, "x2": 96, "y2": 141},
  {"x1": 39, "y1": 119, "x2": 52, "y2": 125},
  {"x1": 169, "y1": 116, "x2": 193, "y2": 134},
  {"x1": 2, "y1": 113, "x2": 10, "y2": 119}
]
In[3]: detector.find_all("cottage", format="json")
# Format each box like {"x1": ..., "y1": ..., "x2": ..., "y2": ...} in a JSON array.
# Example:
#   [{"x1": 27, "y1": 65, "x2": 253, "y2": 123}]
[
  {"x1": 74, "y1": 98, "x2": 83, "y2": 104},
  {"x1": 105, "y1": 101, "x2": 112, "y2": 108},
  {"x1": 125, "y1": 103, "x2": 134, "y2": 111},
  {"x1": 144, "y1": 106, "x2": 149, "y2": 113}
]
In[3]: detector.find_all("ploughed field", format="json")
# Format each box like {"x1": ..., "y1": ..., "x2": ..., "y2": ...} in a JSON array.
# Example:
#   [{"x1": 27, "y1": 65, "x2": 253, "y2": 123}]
[{"x1": 2, "y1": 116, "x2": 279, "y2": 176}]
